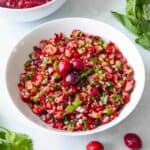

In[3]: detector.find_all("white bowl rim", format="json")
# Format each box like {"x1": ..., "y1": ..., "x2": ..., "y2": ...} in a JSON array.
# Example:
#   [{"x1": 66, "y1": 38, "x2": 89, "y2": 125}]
[
  {"x1": 5, "y1": 17, "x2": 145, "y2": 136},
  {"x1": 0, "y1": 0, "x2": 56, "y2": 11}
]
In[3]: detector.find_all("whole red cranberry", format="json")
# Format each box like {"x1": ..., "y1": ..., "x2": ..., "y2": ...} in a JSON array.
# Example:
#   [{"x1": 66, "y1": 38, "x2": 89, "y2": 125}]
[
  {"x1": 58, "y1": 60, "x2": 71, "y2": 77},
  {"x1": 72, "y1": 58, "x2": 84, "y2": 71},
  {"x1": 65, "y1": 72, "x2": 79, "y2": 85},
  {"x1": 86, "y1": 141, "x2": 104, "y2": 150},
  {"x1": 124, "y1": 133, "x2": 142, "y2": 150}
]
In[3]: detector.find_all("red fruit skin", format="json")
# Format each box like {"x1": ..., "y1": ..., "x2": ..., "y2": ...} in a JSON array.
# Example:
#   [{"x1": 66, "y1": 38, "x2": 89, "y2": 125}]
[
  {"x1": 72, "y1": 58, "x2": 84, "y2": 71},
  {"x1": 86, "y1": 141, "x2": 104, "y2": 150},
  {"x1": 124, "y1": 133, "x2": 142, "y2": 150},
  {"x1": 89, "y1": 87, "x2": 99, "y2": 96},
  {"x1": 65, "y1": 72, "x2": 79, "y2": 85},
  {"x1": 58, "y1": 60, "x2": 71, "y2": 77}
]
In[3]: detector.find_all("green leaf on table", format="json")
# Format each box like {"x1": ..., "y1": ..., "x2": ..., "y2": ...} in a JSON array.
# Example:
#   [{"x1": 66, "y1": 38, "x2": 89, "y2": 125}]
[
  {"x1": 126, "y1": 0, "x2": 137, "y2": 17},
  {"x1": 138, "y1": 17, "x2": 150, "y2": 33},
  {"x1": 135, "y1": 33, "x2": 150, "y2": 49},
  {"x1": 111, "y1": 12, "x2": 141, "y2": 35},
  {"x1": 143, "y1": 4, "x2": 150, "y2": 20},
  {"x1": 0, "y1": 126, "x2": 33, "y2": 150}
]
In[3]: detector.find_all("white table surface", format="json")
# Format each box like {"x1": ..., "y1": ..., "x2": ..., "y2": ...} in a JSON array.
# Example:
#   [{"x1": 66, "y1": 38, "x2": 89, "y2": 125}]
[{"x1": 0, "y1": 0, "x2": 150, "y2": 149}]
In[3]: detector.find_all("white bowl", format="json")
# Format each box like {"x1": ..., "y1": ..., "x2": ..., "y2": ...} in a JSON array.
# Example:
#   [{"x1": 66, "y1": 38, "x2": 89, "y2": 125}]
[
  {"x1": 6, "y1": 18, "x2": 145, "y2": 136},
  {"x1": 0, "y1": 0, "x2": 66, "y2": 22}
]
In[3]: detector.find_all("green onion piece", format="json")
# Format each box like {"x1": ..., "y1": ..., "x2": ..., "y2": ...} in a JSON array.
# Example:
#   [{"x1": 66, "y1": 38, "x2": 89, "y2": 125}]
[
  {"x1": 64, "y1": 120, "x2": 70, "y2": 125},
  {"x1": 51, "y1": 83, "x2": 60, "y2": 89},
  {"x1": 32, "y1": 96, "x2": 39, "y2": 103},
  {"x1": 100, "y1": 92, "x2": 108, "y2": 105},
  {"x1": 85, "y1": 42, "x2": 91, "y2": 48},
  {"x1": 89, "y1": 57, "x2": 97, "y2": 63},
  {"x1": 46, "y1": 96, "x2": 54, "y2": 103},
  {"x1": 28, "y1": 52, "x2": 33, "y2": 59},
  {"x1": 115, "y1": 61, "x2": 121, "y2": 69},
  {"x1": 26, "y1": 71, "x2": 34, "y2": 78},
  {"x1": 65, "y1": 105, "x2": 76, "y2": 114},
  {"x1": 42, "y1": 57, "x2": 49, "y2": 65},
  {"x1": 103, "y1": 42, "x2": 107, "y2": 49},
  {"x1": 82, "y1": 120, "x2": 87, "y2": 130},
  {"x1": 65, "y1": 94, "x2": 82, "y2": 114},
  {"x1": 94, "y1": 68, "x2": 104, "y2": 80},
  {"x1": 80, "y1": 69, "x2": 94, "y2": 78},
  {"x1": 103, "y1": 108, "x2": 113, "y2": 116},
  {"x1": 52, "y1": 72, "x2": 61, "y2": 79},
  {"x1": 72, "y1": 100, "x2": 82, "y2": 108},
  {"x1": 24, "y1": 60, "x2": 31, "y2": 67},
  {"x1": 53, "y1": 61, "x2": 59, "y2": 69}
]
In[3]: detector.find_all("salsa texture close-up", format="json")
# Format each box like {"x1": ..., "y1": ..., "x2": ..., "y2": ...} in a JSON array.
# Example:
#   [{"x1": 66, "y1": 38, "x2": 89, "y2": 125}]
[{"x1": 18, "y1": 30, "x2": 135, "y2": 131}]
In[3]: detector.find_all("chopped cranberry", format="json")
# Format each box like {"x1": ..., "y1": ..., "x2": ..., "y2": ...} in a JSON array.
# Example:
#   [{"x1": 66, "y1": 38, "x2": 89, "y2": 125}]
[
  {"x1": 86, "y1": 141, "x2": 104, "y2": 150},
  {"x1": 65, "y1": 72, "x2": 79, "y2": 85},
  {"x1": 33, "y1": 105, "x2": 42, "y2": 115},
  {"x1": 89, "y1": 87, "x2": 99, "y2": 96},
  {"x1": 124, "y1": 133, "x2": 142, "y2": 150},
  {"x1": 58, "y1": 60, "x2": 71, "y2": 77},
  {"x1": 70, "y1": 86, "x2": 78, "y2": 95},
  {"x1": 125, "y1": 80, "x2": 135, "y2": 92},
  {"x1": 122, "y1": 92, "x2": 130, "y2": 104},
  {"x1": 72, "y1": 58, "x2": 84, "y2": 71}
]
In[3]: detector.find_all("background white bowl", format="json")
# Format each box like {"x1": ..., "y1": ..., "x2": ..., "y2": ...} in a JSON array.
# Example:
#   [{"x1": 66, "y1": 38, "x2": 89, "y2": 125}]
[
  {"x1": 0, "y1": 0, "x2": 66, "y2": 22},
  {"x1": 6, "y1": 18, "x2": 145, "y2": 136}
]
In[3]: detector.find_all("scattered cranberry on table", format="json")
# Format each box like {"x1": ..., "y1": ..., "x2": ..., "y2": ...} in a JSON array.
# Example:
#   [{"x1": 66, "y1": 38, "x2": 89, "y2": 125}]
[
  {"x1": 124, "y1": 133, "x2": 142, "y2": 150},
  {"x1": 0, "y1": 0, "x2": 52, "y2": 9},
  {"x1": 86, "y1": 141, "x2": 104, "y2": 150}
]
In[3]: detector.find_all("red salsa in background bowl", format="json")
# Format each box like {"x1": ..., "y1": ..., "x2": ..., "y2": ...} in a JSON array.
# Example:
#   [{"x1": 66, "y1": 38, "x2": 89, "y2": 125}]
[
  {"x1": 0, "y1": 0, "x2": 52, "y2": 9},
  {"x1": 0, "y1": 0, "x2": 66, "y2": 22}
]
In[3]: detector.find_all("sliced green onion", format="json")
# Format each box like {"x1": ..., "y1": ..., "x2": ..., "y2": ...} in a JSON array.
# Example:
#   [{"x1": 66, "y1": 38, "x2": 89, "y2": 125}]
[
  {"x1": 103, "y1": 108, "x2": 113, "y2": 116},
  {"x1": 80, "y1": 69, "x2": 94, "y2": 78},
  {"x1": 53, "y1": 61, "x2": 59, "y2": 69},
  {"x1": 24, "y1": 60, "x2": 31, "y2": 67},
  {"x1": 89, "y1": 57, "x2": 97, "y2": 63},
  {"x1": 100, "y1": 92, "x2": 108, "y2": 105}
]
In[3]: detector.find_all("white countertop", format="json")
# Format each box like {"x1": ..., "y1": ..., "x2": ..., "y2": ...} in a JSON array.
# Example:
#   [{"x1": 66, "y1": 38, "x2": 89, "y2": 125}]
[{"x1": 0, "y1": 0, "x2": 150, "y2": 149}]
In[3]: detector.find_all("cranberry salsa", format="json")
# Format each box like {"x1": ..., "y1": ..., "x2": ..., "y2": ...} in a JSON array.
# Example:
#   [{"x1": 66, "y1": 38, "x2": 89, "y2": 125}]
[
  {"x1": 18, "y1": 30, "x2": 135, "y2": 131},
  {"x1": 0, "y1": 0, "x2": 52, "y2": 9}
]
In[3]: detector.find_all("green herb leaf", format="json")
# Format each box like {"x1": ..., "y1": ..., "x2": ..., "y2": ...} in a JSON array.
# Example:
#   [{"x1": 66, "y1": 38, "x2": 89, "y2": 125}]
[
  {"x1": 135, "y1": 34, "x2": 150, "y2": 49},
  {"x1": 143, "y1": 4, "x2": 150, "y2": 20},
  {"x1": 111, "y1": 12, "x2": 140, "y2": 35},
  {"x1": 126, "y1": 0, "x2": 137, "y2": 17},
  {"x1": 112, "y1": 0, "x2": 150, "y2": 50},
  {"x1": 138, "y1": 17, "x2": 150, "y2": 33},
  {"x1": 0, "y1": 126, "x2": 33, "y2": 150}
]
